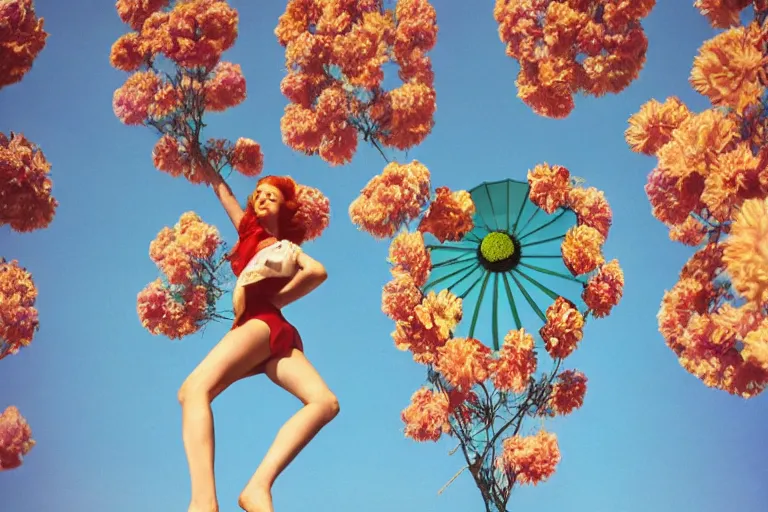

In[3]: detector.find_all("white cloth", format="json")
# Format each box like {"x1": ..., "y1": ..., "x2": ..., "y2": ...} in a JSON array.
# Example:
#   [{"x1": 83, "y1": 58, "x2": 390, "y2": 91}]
[{"x1": 236, "y1": 240, "x2": 302, "y2": 288}]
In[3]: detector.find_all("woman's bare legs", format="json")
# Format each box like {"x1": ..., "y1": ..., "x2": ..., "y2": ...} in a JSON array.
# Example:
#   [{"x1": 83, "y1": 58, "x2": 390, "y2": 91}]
[
  {"x1": 178, "y1": 320, "x2": 273, "y2": 512},
  {"x1": 238, "y1": 349, "x2": 340, "y2": 512}
]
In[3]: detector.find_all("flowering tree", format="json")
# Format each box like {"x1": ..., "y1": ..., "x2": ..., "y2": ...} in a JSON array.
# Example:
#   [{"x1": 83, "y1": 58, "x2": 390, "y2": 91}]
[
  {"x1": 110, "y1": 0, "x2": 266, "y2": 183},
  {"x1": 0, "y1": 0, "x2": 47, "y2": 89},
  {"x1": 624, "y1": 0, "x2": 768, "y2": 397},
  {"x1": 493, "y1": 0, "x2": 655, "y2": 118},
  {"x1": 0, "y1": 406, "x2": 34, "y2": 471},
  {"x1": 352, "y1": 162, "x2": 623, "y2": 511},
  {"x1": 275, "y1": 0, "x2": 438, "y2": 165}
]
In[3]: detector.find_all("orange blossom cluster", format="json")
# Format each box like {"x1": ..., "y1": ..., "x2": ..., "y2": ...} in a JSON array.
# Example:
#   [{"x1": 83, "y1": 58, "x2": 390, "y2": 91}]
[
  {"x1": 137, "y1": 211, "x2": 224, "y2": 339},
  {"x1": 0, "y1": 0, "x2": 47, "y2": 89},
  {"x1": 493, "y1": 0, "x2": 655, "y2": 118},
  {"x1": 348, "y1": 160, "x2": 475, "y2": 240},
  {"x1": 110, "y1": 0, "x2": 265, "y2": 183},
  {"x1": 275, "y1": 0, "x2": 438, "y2": 165},
  {"x1": 0, "y1": 259, "x2": 38, "y2": 361},
  {"x1": 625, "y1": 13, "x2": 768, "y2": 397},
  {"x1": 0, "y1": 406, "x2": 34, "y2": 471},
  {"x1": 0, "y1": 132, "x2": 57, "y2": 233}
]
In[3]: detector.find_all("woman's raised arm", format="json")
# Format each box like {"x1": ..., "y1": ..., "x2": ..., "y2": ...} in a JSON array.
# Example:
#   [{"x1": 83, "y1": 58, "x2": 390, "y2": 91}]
[{"x1": 201, "y1": 158, "x2": 245, "y2": 230}]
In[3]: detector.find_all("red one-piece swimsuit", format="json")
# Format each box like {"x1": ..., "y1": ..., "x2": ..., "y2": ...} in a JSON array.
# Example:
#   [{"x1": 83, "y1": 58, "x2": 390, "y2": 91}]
[{"x1": 227, "y1": 205, "x2": 304, "y2": 373}]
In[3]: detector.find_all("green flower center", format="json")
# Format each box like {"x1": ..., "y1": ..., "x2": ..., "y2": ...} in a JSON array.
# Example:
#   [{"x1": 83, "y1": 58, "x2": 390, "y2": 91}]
[{"x1": 480, "y1": 232, "x2": 515, "y2": 263}]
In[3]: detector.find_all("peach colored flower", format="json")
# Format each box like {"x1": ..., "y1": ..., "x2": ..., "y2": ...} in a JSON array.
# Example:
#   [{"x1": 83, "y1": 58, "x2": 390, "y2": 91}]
[
  {"x1": 742, "y1": 318, "x2": 768, "y2": 372},
  {"x1": 229, "y1": 138, "x2": 263, "y2": 177},
  {"x1": 164, "y1": 0, "x2": 238, "y2": 69},
  {"x1": 644, "y1": 167, "x2": 700, "y2": 226},
  {"x1": 116, "y1": 0, "x2": 169, "y2": 31},
  {"x1": 546, "y1": 369, "x2": 587, "y2": 416},
  {"x1": 148, "y1": 212, "x2": 222, "y2": 285},
  {"x1": 152, "y1": 134, "x2": 186, "y2": 177},
  {"x1": 280, "y1": 104, "x2": 322, "y2": 154},
  {"x1": 582, "y1": 259, "x2": 624, "y2": 318},
  {"x1": 136, "y1": 279, "x2": 208, "y2": 339},
  {"x1": 393, "y1": 289, "x2": 462, "y2": 364},
  {"x1": 388, "y1": 231, "x2": 431, "y2": 287},
  {"x1": 382, "y1": 272, "x2": 423, "y2": 322},
  {"x1": 540, "y1": 297, "x2": 584, "y2": 359},
  {"x1": 350, "y1": 160, "x2": 431, "y2": 239},
  {"x1": 318, "y1": 120, "x2": 358, "y2": 165},
  {"x1": 415, "y1": 289, "x2": 463, "y2": 342},
  {"x1": 656, "y1": 109, "x2": 739, "y2": 185},
  {"x1": 205, "y1": 62, "x2": 247, "y2": 112},
  {"x1": 0, "y1": 0, "x2": 47, "y2": 88},
  {"x1": 401, "y1": 387, "x2": 451, "y2": 442},
  {"x1": 148, "y1": 83, "x2": 182, "y2": 119},
  {"x1": 417, "y1": 187, "x2": 475, "y2": 242},
  {"x1": 376, "y1": 81, "x2": 436, "y2": 150},
  {"x1": 694, "y1": 0, "x2": 752, "y2": 29},
  {"x1": 702, "y1": 143, "x2": 761, "y2": 223},
  {"x1": 561, "y1": 225, "x2": 605, "y2": 276},
  {"x1": 528, "y1": 163, "x2": 571, "y2": 214},
  {"x1": 625, "y1": 97, "x2": 691, "y2": 155},
  {"x1": 0, "y1": 132, "x2": 57, "y2": 232},
  {"x1": 435, "y1": 337, "x2": 493, "y2": 392},
  {"x1": 490, "y1": 328, "x2": 538, "y2": 394},
  {"x1": 567, "y1": 186, "x2": 612, "y2": 238},
  {"x1": 295, "y1": 184, "x2": 331, "y2": 242},
  {"x1": 0, "y1": 406, "x2": 35, "y2": 471},
  {"x1": 669, "y1": 216, "x2": 707, "y2": 246},
  {"x1": 110, "y1": 32, "x2": 147, "y2": 72},
  {"x1": 658, "y1": 277, "x2": 707, "y2": 352},
  {"x1": 113, "y1": 70, "x2": 161, "y2": 125},
  {"x1": 496, "y1": 430, "x2": 561, "y2": 485},
  {"x1": 690, "y1": 25, "x2": 764, "y2": 114},
  {"x1": 723, "y1": 197, "x2": 768, "y2": 305},
  {"x1": 0, "y1": 259, "x2": 38, "y2": 358},
  {"x1": 514, "y1": 59, "x2": 575, "y2": 119}
]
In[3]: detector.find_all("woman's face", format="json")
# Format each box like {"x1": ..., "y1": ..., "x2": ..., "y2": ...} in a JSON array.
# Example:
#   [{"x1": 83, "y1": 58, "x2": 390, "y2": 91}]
[{"x1": 252, "y1": 183, "x2": 284, "y2": 220}]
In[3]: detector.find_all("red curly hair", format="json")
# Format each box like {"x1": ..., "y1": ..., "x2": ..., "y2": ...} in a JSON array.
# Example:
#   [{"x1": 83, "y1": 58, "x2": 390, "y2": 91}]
[{"x1": 249, "y1": 175, "x2": 306, "y2": 245}]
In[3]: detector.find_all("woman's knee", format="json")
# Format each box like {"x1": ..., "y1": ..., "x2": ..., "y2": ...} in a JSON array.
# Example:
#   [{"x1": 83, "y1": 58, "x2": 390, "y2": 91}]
[
  {"x1": 177, "y1": 377, "x2": 215, "y2": 406},
  {"x1": 313, "y1": 392, "x2": 340, "y2": 422}
]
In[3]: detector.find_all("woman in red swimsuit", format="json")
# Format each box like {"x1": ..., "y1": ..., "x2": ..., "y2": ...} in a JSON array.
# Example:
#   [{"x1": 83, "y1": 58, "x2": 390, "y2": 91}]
[{"x1": 177, "y1": 166, "x2": 339, "y2": 512}]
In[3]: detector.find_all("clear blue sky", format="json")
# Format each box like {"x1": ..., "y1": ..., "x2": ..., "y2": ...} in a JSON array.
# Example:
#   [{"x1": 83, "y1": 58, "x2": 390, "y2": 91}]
[{"x1": 2, "y1": 1, "x2": 767, "y2": 511}]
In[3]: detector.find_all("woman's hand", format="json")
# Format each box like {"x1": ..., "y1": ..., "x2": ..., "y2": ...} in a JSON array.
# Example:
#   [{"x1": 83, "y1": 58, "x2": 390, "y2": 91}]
[
  {"x1": 189, "y1": 142, "x2": 245, "y2": 228},
  {"x1": 271, "y1": 252, "x2": 327, "y2": 309},
  {"x1": 188, "y1": 143, "x2": 219, "y2": 185}
]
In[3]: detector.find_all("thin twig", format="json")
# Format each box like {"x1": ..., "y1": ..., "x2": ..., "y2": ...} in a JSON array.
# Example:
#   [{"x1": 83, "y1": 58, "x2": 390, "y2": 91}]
[
  {"x1": 369, "y1": 136, "x2": 390, "y2": 163},
  {"x1": 438, "y1": 465, "x2": 469, "y2": 495}
]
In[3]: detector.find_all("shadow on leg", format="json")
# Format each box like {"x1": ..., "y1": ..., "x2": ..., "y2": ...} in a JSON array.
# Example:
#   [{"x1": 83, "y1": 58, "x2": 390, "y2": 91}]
[
  {"x1": 238, "y1": 349, "x2": 340, "y2": 512},
  {"x1": 178, "y1": 320, "x2": 273, "y2": 512}
]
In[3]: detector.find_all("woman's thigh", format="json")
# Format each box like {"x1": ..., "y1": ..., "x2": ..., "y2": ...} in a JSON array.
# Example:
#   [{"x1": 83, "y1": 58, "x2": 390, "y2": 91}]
[
  {"x1": 181, "y1": 319, "x2": 273, "y2": 401},
  {"x1": 263, "y1": 349, "x2": 336, "y2": 405}
]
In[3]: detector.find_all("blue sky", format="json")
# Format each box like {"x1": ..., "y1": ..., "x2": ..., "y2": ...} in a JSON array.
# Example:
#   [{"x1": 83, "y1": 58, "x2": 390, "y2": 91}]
[{"x1": 1, "y1": 1, "x2": 767, "y2": 511}]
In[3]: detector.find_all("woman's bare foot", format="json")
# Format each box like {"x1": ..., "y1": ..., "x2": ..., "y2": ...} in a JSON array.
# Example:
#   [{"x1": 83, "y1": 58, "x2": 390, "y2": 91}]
[
  {"x1": 238, "y1": 485, "x2": 273, "y2": 512},
  {"x1": 188, "y1": 503, "x2": 218, "y2": 512}
]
